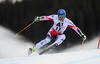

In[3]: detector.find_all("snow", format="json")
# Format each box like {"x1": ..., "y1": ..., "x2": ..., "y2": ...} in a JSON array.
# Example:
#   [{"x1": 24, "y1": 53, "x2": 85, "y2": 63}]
[
  {"x1": 0, "y1": 26, "x2": 100, "y2": 64},
  {"x1": 62, "y1": 37, "x2": 99, "y2": 52},
  {"x1": 0, "y1": 26, "x2": 33, "y2": 58},
  {"x1": 0, "y1": 49, "x2": 100, "y2": 64}
]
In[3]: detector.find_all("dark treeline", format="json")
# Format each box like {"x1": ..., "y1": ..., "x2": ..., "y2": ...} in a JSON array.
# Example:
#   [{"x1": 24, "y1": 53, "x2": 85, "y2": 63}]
[{"x1": 0, "y1": 0, "x2": 100, "y2": 48}]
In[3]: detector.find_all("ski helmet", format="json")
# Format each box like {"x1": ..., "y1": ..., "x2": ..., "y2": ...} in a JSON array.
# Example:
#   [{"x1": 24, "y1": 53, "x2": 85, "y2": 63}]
[{"x1": 57, "y1": 9, "x2": 66, "y2": 18}]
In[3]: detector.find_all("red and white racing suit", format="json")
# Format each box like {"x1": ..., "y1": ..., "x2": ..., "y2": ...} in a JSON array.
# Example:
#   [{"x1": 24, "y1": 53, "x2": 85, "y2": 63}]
[{"x1": 36, "y1": 15, "x2": 80, "y2": 49}]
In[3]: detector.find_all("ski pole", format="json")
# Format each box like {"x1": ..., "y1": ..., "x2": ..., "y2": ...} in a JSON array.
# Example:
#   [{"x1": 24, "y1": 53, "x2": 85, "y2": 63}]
[
  {"x1": 16, "y1": 21, "x2": 35, "y2": 36},
  {"x1": 81, "y1": 39, "x2": 85, "y2": 50}
]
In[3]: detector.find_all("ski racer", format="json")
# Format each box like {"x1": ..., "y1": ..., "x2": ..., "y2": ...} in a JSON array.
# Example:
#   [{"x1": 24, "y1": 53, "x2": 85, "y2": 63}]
[{"x1": 29, "y1": 9, "x2": 86, "y2": 54}]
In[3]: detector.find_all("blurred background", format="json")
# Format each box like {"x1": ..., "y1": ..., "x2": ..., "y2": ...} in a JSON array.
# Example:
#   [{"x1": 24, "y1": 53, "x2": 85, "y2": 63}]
[{"x1": 0, "y1": 0, "x2": 100, "y2": 49}]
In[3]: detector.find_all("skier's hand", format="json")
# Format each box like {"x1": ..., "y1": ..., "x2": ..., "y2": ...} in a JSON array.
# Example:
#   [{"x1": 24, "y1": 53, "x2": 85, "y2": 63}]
[
  {"x1": 34, "y1": 16, "x2": 44, "y2": 22},
  {"x1": 34, "y1": 16, "x2": 40, "y2": 22},
  {"x1": 81, "y1": 34, "x2": 86, "y2": 40}
]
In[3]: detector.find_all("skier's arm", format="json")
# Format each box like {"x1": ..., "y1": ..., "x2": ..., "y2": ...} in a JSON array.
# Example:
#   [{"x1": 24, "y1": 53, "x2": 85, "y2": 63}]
[
  {"x1": 34, "y1": 15, "x2": 53, "y2": 22},
  {"x1": 77, "y1": 27, "x2": 86, "y2": 40},
  {"x1": 68, "y1": 21, "x2": 86, "y2": 40}
]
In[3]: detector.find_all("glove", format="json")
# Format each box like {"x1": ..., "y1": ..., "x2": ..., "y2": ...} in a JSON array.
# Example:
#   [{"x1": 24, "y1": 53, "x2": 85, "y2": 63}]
[
  {"x1": 34, "y1": 16, "x2": 44, "y2": 22},
  {"x1": 81, "y1": 34, "x2": 86, "y2": 40}
]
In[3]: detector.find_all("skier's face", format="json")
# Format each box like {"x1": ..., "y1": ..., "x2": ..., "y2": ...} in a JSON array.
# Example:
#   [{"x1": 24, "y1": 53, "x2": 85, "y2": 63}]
[
  {"x1": 59, "y1": 18, "x2": 64, "y2": 21},
  {"x1": 58, "y1": 15, "x2": 65, "y2": 21}
]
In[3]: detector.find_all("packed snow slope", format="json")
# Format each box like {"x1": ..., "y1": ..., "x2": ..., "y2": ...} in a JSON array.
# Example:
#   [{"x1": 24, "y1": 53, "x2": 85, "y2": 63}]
[
  {"x1": 0, "y1": 26, "x2": 100, "y2": 64},
  {"x1": 0, "y1": 49, "x2": 100, "y2": 64}
]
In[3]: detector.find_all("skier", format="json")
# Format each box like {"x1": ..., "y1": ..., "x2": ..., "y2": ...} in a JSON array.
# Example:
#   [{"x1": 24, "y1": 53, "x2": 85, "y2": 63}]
[{"x1": 29, "y1": 9, "x2": 86, "y2": 54}]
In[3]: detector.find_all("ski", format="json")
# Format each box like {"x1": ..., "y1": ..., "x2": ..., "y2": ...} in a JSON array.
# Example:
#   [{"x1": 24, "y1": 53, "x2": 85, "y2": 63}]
[
  {"x1": 39, "y1": 44, "x2": 56, "y2": 55},
  {"x1": 28, "y1": 44, "x2": 57, "y2": 55}
]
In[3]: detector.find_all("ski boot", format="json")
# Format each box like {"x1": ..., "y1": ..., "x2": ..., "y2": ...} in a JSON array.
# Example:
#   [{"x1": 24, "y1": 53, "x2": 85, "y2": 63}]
[{"x1": 28, "y1": 46, "x2": 36, "y2": 56}]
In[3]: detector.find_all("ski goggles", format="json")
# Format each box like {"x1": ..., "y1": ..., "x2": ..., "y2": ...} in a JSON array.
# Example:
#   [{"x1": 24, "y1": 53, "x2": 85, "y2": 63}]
[{"x1": 58, "y1": 15, "x2": 65, "y2": 19}]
